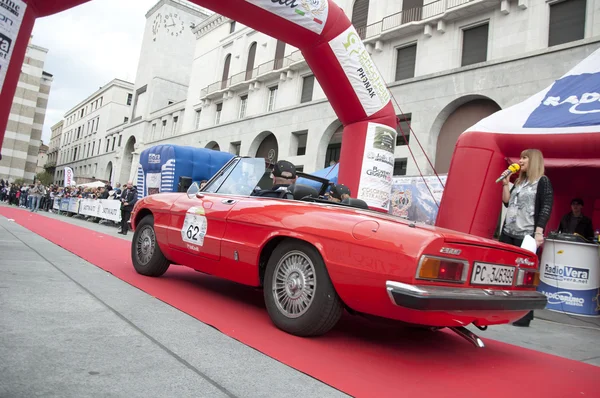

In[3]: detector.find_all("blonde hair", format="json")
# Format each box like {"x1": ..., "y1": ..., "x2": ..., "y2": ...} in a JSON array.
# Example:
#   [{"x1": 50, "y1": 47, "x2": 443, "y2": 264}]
[{"x1": 516, "y1": 148, "x2": 545, "y2": 185}]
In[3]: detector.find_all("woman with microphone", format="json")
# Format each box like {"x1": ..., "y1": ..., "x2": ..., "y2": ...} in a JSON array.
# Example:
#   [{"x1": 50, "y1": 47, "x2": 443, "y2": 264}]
[{"x1": 500, "y1": 148, "x2": 554, "y2": 327}]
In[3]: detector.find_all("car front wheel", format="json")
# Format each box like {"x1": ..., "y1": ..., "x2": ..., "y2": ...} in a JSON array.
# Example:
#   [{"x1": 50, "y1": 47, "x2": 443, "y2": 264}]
[
  {"x1": 264, "y1": 240, "x2": 343, "y2": 337},
  {"x1": 131, "y1": 214, "x2": 170, "y2": 277}
]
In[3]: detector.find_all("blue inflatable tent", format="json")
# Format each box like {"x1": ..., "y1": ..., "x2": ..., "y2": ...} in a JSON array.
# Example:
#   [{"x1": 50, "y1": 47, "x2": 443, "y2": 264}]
[
  {"x1": 136, "y1": 145, "x2": 234, "y2": 198},
  {"x1": 296, "y1": 163, "x2": 339, "y2": 191}
]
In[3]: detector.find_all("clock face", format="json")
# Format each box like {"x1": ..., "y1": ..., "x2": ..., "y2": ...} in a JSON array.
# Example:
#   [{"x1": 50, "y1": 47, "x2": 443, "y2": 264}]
[
  {"x1": 152, "y1": 13, "x2": 162, "y2": 40},
  {"x1": 164, "y1": 13, "x2": 185, "y2": 37}
]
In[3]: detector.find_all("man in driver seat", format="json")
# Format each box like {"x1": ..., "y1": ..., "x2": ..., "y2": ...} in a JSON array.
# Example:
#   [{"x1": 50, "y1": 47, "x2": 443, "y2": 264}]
[{"x1": 252, "y1": 160, "x2": 297, "y2": 199}]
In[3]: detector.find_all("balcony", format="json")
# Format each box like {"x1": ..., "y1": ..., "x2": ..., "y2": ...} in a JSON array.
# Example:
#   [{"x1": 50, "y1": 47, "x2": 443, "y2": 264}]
[
  {"x1": 356, "y1": 0, "x2": 500, "y2": 42},
  {"x1": 200, "y1": 50, "x2": 307, "y2": 100}
]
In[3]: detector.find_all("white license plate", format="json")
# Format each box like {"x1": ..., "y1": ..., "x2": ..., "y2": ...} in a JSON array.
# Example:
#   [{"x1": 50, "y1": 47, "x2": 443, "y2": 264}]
[{"x1": 470, "y1": 263, "x2": 515, "y2": 286}]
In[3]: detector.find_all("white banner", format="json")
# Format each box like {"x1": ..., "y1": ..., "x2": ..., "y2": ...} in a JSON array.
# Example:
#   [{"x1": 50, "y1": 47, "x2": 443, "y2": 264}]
[
  {"x1": 78, "y1": 198, "x2": 121, "y2": 222},
  {"x1": 64, "y1": 166, "x2": 74, "y2": 187},
  {"x1": 357, "y1": 123, "x2": 397, "y2": 210},
  {"x1": 247, "y1": 0, "x2": 328, "y2": 35},
  {"x1": 0, "y1": 0, "x2": 26, "y2": 94},
  {"x1": 329, "y1": 25, "x2": 391, "y2": 117}
]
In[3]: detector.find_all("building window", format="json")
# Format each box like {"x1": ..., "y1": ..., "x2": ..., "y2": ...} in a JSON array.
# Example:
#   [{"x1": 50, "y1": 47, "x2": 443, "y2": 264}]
[
  {"x1": 118, "y1": 135, "x2": 122, "y2": 147},
  {"x1": 325, "y1": 144, "x2": 341, "y2": 167},
  {"x1": 295, "y1": 165, "x2": 304, "y2": 173},
  {"x1": 352, "y1": 0, "x2": 369, "y2": 39},
  {"x1": 172, "y1": 116, "x2": 179, "y2": 134},
  {"x1": 230, "y1": 21, "x2": 236, "y2": 33},
  {"x1": 151, "y1": 123, "x2": 156, "y2": 137},
  {"x1": 396, "y1": 114, "x2": 411, "y2": 146},
  {"x1": 161, "y1": 120, "x2": 167, "y2": 135},
  {"x1": 246, "y1": 42, "x2": 257, "y2": 80},
  {"x1": 293, "y1": 130, "x2": 308, "y2": 156},
  {"x1": 230, "y1": 141, "x2": 241, "y2": 155},
  {"x1": 222, "y1": 54, "x2": 231, "y2": 90},
  {"x1": 239, "y1": 95, "x2": 248, "y2": 119},
  {"x1": 106, "y1": 140, "x2": 110, "y2": 152},
  {"x1": 127, "y1": 93, "x2": 133, "y2": 106},
  {"x1": 112, "y1": 137, "x2": 116, "y2": 151},
  {"x1": 300, "y1": 75, "x2": 315, "y2": 103},
  {"x1": 395, "y1": 44, "x2": 417, "y2": 81},
  {"x1": 195, "y1": 110, "x2": 201, "y2": 129},
  {"x1": 215, "y1": 103, "x2": 223, "y2": 124},
  {"x1": 274, "y1": 40, "x2": 286, "y2": 69},
  {"x1": 73, "y1": 148, "x2": 77, "y2": 161},
  {"x1": 267, "y1": 86, "x2": 278, "y2": 112},
  {"x1": 461, "y1": 23, "x2": 489, "y2": 67},
  {"x1": 548, "y1": 0, "x2": 586, "y2": 47},
  {"x1": 124, "y1": 117, "x2": 129, "y2": 123},
  {"x1": 394, "y1": 158, "x2": 408, "y2": 176}
]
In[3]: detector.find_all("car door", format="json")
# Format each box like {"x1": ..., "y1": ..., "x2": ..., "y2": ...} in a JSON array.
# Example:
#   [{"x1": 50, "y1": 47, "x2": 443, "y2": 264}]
[{"x1": 167, "y1": 192, "x2": 238, "y2": 261}]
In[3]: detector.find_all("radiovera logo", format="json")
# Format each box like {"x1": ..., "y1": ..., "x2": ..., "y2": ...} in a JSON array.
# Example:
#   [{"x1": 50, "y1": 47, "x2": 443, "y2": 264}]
[
  {"x1": 524, "y1": 73, "x2": 600, "y2": 128},
  {"x1": 0, "y1": 0, "x2": 20, "y2": 17}
]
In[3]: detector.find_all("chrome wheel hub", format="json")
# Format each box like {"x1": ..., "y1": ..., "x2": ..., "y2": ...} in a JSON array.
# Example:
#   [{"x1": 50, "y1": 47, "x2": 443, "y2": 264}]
[
  {"x1": 136, "y1": 227, "x2": 155, "y2": 265},
  {"x1": 272, "y1": 251, "x2": 316, "y2": 318}
]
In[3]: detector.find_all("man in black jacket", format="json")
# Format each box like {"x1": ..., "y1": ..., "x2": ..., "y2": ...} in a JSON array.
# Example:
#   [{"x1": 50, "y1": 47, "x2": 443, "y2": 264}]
[
  {"x1": 119, "y1": 181, "x2": 138, "y2": 235},
  {"x1": 558, "y1": 198, "x2": 595, "y2": 240}
]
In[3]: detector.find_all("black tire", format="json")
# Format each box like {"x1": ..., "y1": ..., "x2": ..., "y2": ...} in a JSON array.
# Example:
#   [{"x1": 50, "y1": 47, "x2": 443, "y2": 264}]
[
  {"x1": 264, "y1": 240, "x2": 343, "y2": 337},
  {"x1": 131, "y1": 215, "x2": 170, "y2": 277}
]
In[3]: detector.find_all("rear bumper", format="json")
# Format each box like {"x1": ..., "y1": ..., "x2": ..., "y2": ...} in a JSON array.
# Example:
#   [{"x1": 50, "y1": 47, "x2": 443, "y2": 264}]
[{"x1": 386, "y1": 281, "x2": 548, "y2": 311}]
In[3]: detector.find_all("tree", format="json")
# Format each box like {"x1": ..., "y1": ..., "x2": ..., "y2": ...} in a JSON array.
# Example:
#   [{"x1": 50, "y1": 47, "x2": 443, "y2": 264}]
[{"x1": 36, "y1": 171, "x2": 53, "y2": 186}]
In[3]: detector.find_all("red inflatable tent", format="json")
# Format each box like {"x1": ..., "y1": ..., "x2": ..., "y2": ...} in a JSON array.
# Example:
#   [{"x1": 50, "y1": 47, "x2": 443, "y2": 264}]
[{"x1": 437, "y1": 46, "x2": 600, "y2": 239}]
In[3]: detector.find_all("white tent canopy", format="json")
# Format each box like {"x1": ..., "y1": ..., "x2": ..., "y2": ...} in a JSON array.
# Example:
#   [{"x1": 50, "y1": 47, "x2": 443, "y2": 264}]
[{"x1": 76, "y1": 181, "x2": 106, "y2": 188}]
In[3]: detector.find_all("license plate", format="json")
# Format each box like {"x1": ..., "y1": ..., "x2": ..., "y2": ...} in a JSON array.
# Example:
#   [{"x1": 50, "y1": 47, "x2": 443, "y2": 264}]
[{"x1": 471, "y1": 263, "x2": 515, "y2": 286}]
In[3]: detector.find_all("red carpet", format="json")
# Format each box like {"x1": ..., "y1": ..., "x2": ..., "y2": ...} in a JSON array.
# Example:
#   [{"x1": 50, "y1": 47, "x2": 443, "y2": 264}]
[{"x1": 2, "y1": 206, "x2": 599, "y2": 397}]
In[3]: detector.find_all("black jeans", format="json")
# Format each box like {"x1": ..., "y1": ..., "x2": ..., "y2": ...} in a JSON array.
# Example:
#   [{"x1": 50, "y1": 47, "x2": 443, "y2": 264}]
[
  {"x1": 120, "y1": 210, "x2": 131, "y2": 234},
  {"x1": 499, "y1": 231, "x2": 535, "y2": 323}
]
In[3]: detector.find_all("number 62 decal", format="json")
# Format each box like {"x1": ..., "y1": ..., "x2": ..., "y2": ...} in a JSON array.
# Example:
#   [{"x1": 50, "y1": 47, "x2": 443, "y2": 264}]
[{"x1": 181, "y1": 207, "x2": 208, "y2": 247}]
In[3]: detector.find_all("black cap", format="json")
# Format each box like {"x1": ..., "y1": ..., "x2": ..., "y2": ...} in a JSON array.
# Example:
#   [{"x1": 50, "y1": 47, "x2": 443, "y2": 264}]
[
  {"x1": 272, "y1": 160, "x2": 296, "y2": 179},
  {"x1": 330, "y1": 183, "x2": 351, "y2": 199},
  {"x1": 572, "y1": 198, "x2": 584, "y2": 206}
]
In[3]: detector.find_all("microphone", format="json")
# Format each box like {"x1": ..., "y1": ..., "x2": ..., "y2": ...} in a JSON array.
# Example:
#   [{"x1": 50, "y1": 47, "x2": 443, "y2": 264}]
[{"x1": 496, "y1": 163, "x2": 520, "y2": 183}]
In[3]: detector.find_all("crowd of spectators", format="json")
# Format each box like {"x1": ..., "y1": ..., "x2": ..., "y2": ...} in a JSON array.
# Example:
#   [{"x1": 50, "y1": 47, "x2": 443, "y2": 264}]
[{"x1": 0, "y1": 179, "x2": 125, "y2": 213}]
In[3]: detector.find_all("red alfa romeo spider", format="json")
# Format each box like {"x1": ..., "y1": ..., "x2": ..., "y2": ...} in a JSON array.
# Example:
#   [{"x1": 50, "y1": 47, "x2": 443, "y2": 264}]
[{"x1": 129, "y1": 157, "x2": 547, "y2": 347}]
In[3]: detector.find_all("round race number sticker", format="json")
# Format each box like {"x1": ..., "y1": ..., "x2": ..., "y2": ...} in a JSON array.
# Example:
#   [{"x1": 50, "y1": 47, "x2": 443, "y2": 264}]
[{"x1": 181, "y1": 207, "x2": 208, "y2": 247}]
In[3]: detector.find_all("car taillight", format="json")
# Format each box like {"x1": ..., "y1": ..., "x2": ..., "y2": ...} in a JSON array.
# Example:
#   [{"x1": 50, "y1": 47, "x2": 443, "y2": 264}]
[
  {"x1": 516, "y1": 269, "x2": 540, "y2": 287},
  {"x1": 417, "y1": 256, "x2": 468, "y2": 283}
]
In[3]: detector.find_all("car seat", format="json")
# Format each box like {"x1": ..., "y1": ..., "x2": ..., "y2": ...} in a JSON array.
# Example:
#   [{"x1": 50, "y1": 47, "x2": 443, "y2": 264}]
[{"x1": 342, "y1": 197, "x2": 369, "y2": 209}]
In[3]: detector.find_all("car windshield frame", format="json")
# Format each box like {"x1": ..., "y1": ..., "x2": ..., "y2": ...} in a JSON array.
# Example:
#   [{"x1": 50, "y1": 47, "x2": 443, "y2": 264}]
[{"x1": 201, "y1": 157, "x2": 273, "y2": 196}]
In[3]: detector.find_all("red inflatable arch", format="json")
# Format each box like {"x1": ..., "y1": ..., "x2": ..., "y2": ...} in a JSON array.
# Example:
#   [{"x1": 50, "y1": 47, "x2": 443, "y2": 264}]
[{"x1": 0, "y1": 0, "x2": 398, "y2": 211}]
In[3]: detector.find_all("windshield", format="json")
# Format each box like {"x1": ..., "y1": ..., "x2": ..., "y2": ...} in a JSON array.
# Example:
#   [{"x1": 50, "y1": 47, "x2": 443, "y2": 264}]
[{"x1": 203, "y1": 157, "x2": 272, "y2": 196}]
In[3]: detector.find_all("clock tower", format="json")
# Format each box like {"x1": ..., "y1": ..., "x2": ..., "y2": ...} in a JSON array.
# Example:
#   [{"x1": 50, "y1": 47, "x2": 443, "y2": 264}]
[{"x1": 130, "y1": 0, "x2": 210, "y2": 121}]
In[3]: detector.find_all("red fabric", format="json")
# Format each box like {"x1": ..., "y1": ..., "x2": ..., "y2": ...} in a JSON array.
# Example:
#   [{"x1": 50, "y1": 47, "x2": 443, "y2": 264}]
[{"x1": 2, "y1": 206, "x2": 599, "y2": 398}]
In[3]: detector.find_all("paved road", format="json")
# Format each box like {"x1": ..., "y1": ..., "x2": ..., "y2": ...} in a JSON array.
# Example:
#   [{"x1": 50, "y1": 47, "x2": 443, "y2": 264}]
[
  {"x1": 1, "y1": 205, "x2": 599, "y2": 397},
  {"x1": 0, "y1": 213, "x2": 348, "y2": 398}
]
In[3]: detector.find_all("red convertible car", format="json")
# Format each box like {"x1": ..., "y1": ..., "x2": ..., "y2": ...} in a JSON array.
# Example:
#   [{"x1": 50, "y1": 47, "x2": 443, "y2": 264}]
[{"x1": 130, "y1": 157, "x2": 547, "y2": 347}]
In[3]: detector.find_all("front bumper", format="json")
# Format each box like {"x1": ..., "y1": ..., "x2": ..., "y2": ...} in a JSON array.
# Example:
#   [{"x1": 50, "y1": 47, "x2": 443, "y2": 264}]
[{"x1": 386, "y1": 281, "x2": 548, "y2": 311}]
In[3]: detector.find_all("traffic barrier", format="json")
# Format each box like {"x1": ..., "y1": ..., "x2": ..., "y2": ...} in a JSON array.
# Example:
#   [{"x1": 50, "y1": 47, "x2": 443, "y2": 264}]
[{"x1": 52, "y1": 197, "x2": 122, "y2": 222}]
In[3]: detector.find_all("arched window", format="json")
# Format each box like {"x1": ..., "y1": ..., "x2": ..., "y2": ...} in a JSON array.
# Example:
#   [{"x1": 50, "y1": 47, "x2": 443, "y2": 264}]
[
  {"x1": 246, "y1": 42, "x2": 257, "y2": 80},
  {"x1": 351, "y1": 0, "x2": 369, "y2": 39},
  {"x1": 221, "y1": 54, "x2": 231, "y2": 89}
]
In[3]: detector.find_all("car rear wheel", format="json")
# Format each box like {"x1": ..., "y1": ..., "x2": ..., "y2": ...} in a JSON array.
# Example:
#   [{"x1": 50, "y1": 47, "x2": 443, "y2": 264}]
[
  {"x1": 264, "y1": 240, "x2": 343, "y2": 337},
  {"x1": 131, "y1": 215, "x2": 170, "y2": 277}
]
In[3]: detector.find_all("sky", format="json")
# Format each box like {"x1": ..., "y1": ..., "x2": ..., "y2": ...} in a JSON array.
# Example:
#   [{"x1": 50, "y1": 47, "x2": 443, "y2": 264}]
[{"x1": 31, "y1": 0, "x2": 159, "y2": 144}]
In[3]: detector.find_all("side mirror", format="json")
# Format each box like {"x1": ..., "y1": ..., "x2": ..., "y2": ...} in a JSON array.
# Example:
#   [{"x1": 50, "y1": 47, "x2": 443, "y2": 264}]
[{"x1": 187, "y1": 182, "x2": 200, "y2": 198}]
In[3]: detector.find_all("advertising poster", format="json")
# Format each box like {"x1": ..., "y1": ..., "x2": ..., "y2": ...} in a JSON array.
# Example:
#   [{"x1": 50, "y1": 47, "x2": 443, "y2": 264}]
[
  {"x1": 64, "y1": 166, "x2": 74, "y2": 187},
  {"x1": 356, "y1": 123, "x2": 396, "y2": 210},
  {"x1": 389, "y1": 175, "x2": 447, "y2": 225},
  {"x1": 247, "y1": 0, "x2": 329, "y2": 35},
  {"x1": 0, "y1": 0, "x2": 26, "y2": 93},
  {"x1": 538, "y1": 242, "x2": 600, "y2": 316},
  {"x1": 329, "y1": 25, "x2": 391, "y2": 117}
]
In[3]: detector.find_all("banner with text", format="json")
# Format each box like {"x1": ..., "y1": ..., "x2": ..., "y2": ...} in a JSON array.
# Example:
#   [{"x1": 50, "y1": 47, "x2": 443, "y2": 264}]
[
  {"x1": 356, "y1": 123, "x2": 397, "y2": 210},
  {"x1": 389, "y1": 175, "x2": 447, "y2": 225},
  {"x1": 0, "y1": 0, "x2": 26, "y2": 94}
]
